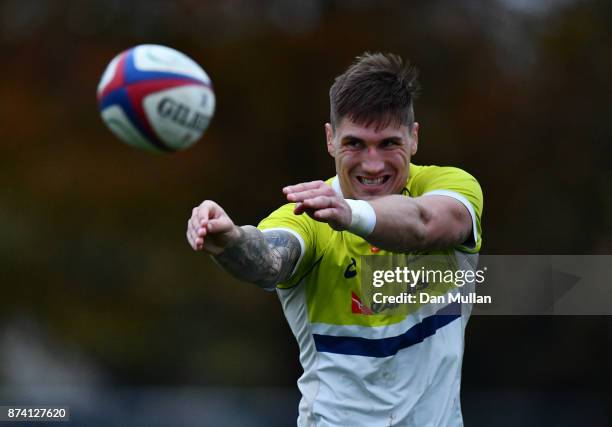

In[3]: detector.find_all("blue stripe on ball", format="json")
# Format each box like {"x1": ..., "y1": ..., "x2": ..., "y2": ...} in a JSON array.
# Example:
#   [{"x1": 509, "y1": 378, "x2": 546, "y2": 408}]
[{"x1": 98, "y1": 87, "x2": 171, "y2": 152}]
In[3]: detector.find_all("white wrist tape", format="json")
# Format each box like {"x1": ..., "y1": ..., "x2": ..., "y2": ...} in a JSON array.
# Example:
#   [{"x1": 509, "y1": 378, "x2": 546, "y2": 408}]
[{"x1": 345, "y1": 199, "x2": 377, "y2": 237}]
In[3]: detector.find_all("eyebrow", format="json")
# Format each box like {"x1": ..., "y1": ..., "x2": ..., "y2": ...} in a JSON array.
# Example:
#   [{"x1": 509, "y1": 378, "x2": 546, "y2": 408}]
[
  {"x1": 341, "y1": 135, "x2": 363, "y2": 143},
  {"x1": 381, "y1": 136, "x2": 402, "y2": 143},
  {"x1": 340, "y1": 135, "x2": 403, "y2": 143}
]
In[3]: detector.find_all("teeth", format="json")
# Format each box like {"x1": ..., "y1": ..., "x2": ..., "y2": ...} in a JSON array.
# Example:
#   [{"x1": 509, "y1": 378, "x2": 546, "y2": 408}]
[{"x1": 360, "y1": 176, "x2": 385, "y2": 185}]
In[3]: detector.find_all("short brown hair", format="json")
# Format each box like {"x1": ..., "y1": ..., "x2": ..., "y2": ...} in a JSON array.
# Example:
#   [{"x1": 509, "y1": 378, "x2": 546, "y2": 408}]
[{"x1": 329, "y1": 52, "x2": 419, "y2": 131}]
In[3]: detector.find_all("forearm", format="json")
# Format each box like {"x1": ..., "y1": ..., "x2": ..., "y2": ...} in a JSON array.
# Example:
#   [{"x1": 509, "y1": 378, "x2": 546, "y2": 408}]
[
  {"x1": 364, "y1": 195, "x2": 467, "y2": 252},
  {"x1": 363, "y1": 195, "x2": 427, "y2": 251},
  {"x1": 212, "y1": 225, "x2": 299, "y2": 289}
]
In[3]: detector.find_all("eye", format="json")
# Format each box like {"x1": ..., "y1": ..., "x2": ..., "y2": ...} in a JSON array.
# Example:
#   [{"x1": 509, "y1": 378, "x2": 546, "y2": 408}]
[
  {"x1": 344, "y1": 138, "x2": 363, "y2": 148},
  {"x1": 382, "y1": 139, "x2": 400, "y2": 148}
]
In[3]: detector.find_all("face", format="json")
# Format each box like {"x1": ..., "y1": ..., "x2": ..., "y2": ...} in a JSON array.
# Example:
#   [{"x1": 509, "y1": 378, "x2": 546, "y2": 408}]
[{"x1": 325, "y1": 117, "x2": 419, "y2": 200}]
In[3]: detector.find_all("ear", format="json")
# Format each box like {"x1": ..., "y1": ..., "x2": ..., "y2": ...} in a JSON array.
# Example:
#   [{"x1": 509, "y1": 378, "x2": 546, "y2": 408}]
[
  {"x1": 325, "y1": 123, "x2": 335, "y2": 158},
  {"x1": 410, "y1": 122, "x2": 419, "y2": 156}
]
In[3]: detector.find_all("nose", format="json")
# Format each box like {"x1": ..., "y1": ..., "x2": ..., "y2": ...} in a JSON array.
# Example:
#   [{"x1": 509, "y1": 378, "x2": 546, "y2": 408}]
[{"x1": 361, "y1": 147, "x2": 385, "y2": 175}]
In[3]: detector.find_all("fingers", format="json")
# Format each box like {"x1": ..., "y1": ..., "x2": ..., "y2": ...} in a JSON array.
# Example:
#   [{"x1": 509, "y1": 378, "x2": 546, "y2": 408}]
[
  {"x1": 207, "y1": 216, "x2": 234, "y2": 234},
  {"x1": 187, "y1": 215, "x2": 207, "y2": 250},
  {"x1": 187, "y1": 200, "x2": 225, "y2": 251},
  {"x1": 283, "y1": 180, "x2": 326, "y2": 195},
  {"x1": 187, "y1": 200, "x2": 239, "y2": 253},
  {"x1": 290, "y1": 190, "x2": 352, "y2": 231},
  {"x1": 286, "y1": 181, "x2": 343, "y2": 221},
  {"x1": 186, "y1": 212, "x2": 198, "y2": 250},
  {"x1": 293, "y1": 196, "x2": 335, "y2": 215},
  {"x1": 195, "y1": 201, "x2": 213, "y2": 223},
  {"x1": 312, "y1": 208, "x2": 349, "y2": 231},
  {"x1": 186, "y1": 226, "x2": 203, "y2": 250},
  {"x1": 285, "y1": 181, "x2": 335, "y2": 203},
  {"x1": 312, "y1": 208, "x2": 338, "y2": 221}
]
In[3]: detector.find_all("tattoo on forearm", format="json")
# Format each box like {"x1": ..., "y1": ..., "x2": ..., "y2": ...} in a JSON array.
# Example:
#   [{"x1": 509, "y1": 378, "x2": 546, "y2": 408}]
[{"x1": 213, "y1": 226, "x2": 301, "y2": 289}]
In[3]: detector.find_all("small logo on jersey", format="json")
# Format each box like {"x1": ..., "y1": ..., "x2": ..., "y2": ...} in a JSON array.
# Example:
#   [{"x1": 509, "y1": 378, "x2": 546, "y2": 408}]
[
  {"x1": 344, "y1": 257, "x2": 357, "y2": 278},
  {"x1": 351, "y1": 291, "x2": 373, "y2": 315}
]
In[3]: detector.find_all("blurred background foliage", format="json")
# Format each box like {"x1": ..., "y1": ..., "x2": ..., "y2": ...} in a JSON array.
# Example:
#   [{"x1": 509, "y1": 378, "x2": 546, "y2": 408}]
[{"x1": 1, "y1": 0, "x2": 611, "y2": 424}]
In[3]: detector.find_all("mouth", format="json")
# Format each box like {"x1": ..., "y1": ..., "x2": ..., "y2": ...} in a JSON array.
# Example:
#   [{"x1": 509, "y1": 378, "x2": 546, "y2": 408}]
[{"x1": 356, "y1": 175, "x2": 391, "y2": 186}]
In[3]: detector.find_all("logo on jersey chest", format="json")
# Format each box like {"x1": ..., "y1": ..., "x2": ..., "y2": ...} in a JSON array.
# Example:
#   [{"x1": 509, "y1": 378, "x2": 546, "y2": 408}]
[
  {"x1": 351, "y1": 291, "x2": 374, "y2": 315},
  {"x1": 344, "y1": 257, "x2": 357, "y2": 278},
  {"x1": 345, "y1": 257, "x2": 373, "y2": 315}
]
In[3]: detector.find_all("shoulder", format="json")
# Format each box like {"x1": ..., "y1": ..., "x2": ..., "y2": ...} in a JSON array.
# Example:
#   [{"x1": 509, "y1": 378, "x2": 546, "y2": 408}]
[
  {"x1": 408, "y1": 164, "x2": 481, "y2": 196},
  {"x1": 409, "y1": 164, "x2": 484, "y2": 253}
]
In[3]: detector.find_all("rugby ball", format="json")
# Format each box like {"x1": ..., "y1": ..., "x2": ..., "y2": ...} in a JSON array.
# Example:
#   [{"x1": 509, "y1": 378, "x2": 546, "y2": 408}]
[{"x1": 97, "y1": 44, "x2": 215, "y2": 152}]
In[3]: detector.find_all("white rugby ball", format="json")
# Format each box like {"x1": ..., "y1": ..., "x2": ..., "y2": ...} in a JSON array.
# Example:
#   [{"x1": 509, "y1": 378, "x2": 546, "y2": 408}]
[{"x1": 97, "y1": 44, "x2": 215, "y2": 152}]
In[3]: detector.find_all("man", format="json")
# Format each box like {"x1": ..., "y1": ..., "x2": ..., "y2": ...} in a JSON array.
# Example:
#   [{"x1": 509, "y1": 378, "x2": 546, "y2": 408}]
[{"x1": 186, "y1": 52, "x2": 483, "y2": 426}]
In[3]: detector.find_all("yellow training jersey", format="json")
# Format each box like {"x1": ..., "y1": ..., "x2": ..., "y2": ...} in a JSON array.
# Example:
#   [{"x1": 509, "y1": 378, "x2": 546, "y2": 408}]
[{"x1": 258, "y1": 164, "x2": 483, "y2": 427}]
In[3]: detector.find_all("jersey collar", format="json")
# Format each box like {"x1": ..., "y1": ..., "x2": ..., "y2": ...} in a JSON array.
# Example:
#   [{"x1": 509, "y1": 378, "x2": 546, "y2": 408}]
[
  {"x1": 331, "y1": 175, "x2": 410, "y2": 197},
  {"x1": 331, "y1": 176, "x2": 344, "y2": 197}
]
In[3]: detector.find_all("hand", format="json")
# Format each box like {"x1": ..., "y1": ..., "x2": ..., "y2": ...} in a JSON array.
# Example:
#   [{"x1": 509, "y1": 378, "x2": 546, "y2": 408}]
[
  {"x1": 186, "y1": 200, "x2": 241, "y2": 255},
  {"x1": 283, "y1": 180, "x2": 352, "y2": 231}
]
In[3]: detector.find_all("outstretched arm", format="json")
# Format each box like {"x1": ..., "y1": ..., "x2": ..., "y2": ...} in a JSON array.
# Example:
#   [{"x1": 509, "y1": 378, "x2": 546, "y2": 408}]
[
  {"x1": 284, "y1": 181, "x2": 472, "y2": 252},
  {"x1": 186, "y1": 200, "x2": 302, "y2": 289},
  {"x1": 359, "y1": 194, "x2": 471, "y2": 251},
  {"x1": 213, "y1": 226, "x2": 302, "y2": 289}
]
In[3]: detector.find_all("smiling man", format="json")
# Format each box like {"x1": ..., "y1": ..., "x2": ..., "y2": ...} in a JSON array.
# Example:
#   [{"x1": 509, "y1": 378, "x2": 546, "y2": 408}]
[{"x1": 186, "y1": 53, "x2": 483, "y2": 426}]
